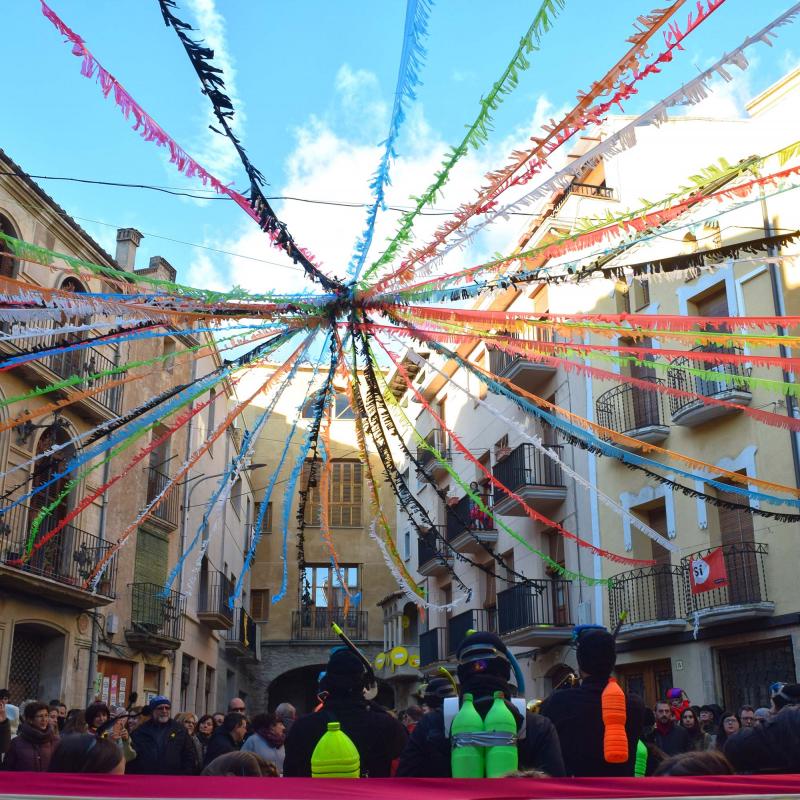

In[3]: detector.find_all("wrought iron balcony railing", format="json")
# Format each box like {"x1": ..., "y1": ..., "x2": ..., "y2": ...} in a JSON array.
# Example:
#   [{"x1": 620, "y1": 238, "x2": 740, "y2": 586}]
[
  {"x1": 416, "y1": 428, "x2": 450, "y2": 474},
  {"x1": 492, "y1": 443, "x2": 565, "y2": 502},
  {"x1": 420, "y1": 626, "x2": 448, "y2": 667},
  {"x1": 595, "y1": 377, "x2": 669, "y2": 436},
  {"x1": 497, "y1": 579, "x2": 572, "y2": 635},
  {"x1": 129, "y1": 582, "x2": 186, "y2": 643},
  {"x1": 609, "y1": 564, "x2": 686, "y2": 626},
  {"x1": 447, "y1": 608, "x2": 496, "y2": 655},
  {"x1": 146, "y1": 467, "x2": 180, "y2": 528},
  {"x1": 0, "y1": 501, "x2": 117, "y2": 597},
  {"x1": 291, "y1": 606, "x2": 368, "y2": 641}
]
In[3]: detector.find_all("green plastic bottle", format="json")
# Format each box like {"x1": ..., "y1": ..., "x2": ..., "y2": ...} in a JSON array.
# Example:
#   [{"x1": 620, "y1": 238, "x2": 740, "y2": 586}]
[
  {"x1": 450, "y1": 693, "x2": 485, "y2": 778},
  {"x1": 311, "y1": 721, "x2": 360, "y2": 778},
  {"x1": 634, "y1": 739, "x2": 648, "y2": 777},
  {"x1": 484, "y1": 691, "x2": 518, "y2": 778}
]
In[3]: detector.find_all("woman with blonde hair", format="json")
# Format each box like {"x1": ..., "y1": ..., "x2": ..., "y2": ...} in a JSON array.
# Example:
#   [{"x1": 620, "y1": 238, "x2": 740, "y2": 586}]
[{"x1": 175, "y1": 712, "x2": 202, "y2": 773}]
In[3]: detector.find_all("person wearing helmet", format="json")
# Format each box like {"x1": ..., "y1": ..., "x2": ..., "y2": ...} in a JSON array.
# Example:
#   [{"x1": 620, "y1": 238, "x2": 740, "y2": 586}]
[
  {"x1": 283, "y1": 647, "x2": 407, "y2": 777},
  {"x1": 421, "y1": 677, "x2": 456, "y2": 713},
  {"x1": 396, "y1": 631, "x2": 565, "y2": 777},
  {"x1": 540, "y1": 626, "x2": 645, "y2": 776}
]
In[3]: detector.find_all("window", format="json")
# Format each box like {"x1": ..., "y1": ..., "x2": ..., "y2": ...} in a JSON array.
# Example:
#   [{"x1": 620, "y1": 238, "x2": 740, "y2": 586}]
[
  {"x1": 260, "y1": 502, "x2": 273, "y2": 534},
  {"x1": 163, "y1": 338, "x2": 176, "y2": 374},
  {"x1": 251, "y1": 589, "x2": 270, "y2": 621},
  {"x1": 302, "y1": 564, "x2": 359, "y2": 608},
  {"x1": 404, "y1": 530, "x2": 411, "y2": 561},
  {"x1": 302, "y1": 460, "x2": 363, "y2": 527},
  {"x1": 0, "y1": 213, "x2": 20, "y2": 279},
  {"x1": 302, "y1": 392, "x2": 354, "y2": 419},
  {"x1": 631, "y1": 278, "x2": 650, "y2": 311},
  {"x1": 207, "y1": 388, "x2": 216, "y2": 436},
  {"x1": 231, "y1": 478, "x2": 242, "y2": 519}
]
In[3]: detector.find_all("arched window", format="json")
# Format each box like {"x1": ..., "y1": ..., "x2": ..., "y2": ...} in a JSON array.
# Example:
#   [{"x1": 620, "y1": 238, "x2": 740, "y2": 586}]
[{"x1": 0, "y1": 212, "x2": 20, "y2": 279}]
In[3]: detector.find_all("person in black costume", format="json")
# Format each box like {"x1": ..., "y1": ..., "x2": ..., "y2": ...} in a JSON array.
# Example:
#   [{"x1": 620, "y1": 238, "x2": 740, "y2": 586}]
[
  {"x1": 283, "y1": 648, "x2": 407, "y2": 777},
  {"x1": 540, "y1": 626, "x2": 645, "y2": 777},
  {"x1": 396, "y1": 631, "x2": 565, "y2": 777}
]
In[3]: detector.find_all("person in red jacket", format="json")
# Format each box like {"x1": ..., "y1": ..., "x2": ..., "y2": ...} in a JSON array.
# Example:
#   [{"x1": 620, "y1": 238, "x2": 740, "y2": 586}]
[
  {"x1": 4, "y1": 702, "x2": 59, "y2": 771},
  {"x1": 667, "y1": 688, "x2": 690, "y2": 722}
]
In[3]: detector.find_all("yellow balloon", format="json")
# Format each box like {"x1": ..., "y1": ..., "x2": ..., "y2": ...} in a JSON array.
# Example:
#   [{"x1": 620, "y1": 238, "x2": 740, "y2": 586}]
[
  {"x1": 401, "y1": 615, "x2": 410, "y2": 629},
  {"x1": 374, "y1": 652, "x2": 386, "y2": 670},
  {"x1": 390, "y1": 646, "x2": 408, "y2": 666},
  {"x1": 409, "y1": 654, "x2": 420, "y2": 669}
]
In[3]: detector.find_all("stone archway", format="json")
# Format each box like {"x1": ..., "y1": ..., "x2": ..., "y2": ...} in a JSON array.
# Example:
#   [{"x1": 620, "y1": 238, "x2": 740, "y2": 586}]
[
  {"x1": 266, "y1": 662, "x2": 396, "y2": 715},
  {"x1": 8, "y1": 621, "x2": 67, "y2": 704}
]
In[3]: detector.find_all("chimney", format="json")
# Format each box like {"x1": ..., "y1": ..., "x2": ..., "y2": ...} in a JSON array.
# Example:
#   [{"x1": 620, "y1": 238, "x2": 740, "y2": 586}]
[
  {"x1": 115, "y1": 228, "x2": 143, "y2": 270},
  {"x1": 144, "y1": 255, "x2": 177, "y2": 282}
]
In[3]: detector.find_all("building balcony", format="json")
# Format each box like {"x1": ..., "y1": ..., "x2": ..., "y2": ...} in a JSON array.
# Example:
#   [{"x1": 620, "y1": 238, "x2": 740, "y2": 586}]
[
  {"x1": 595, "y1": 378, "x2": 670, "y2": 448},
  {"x1": 488, "y1": 346, "x2": 556, "y2": 394},
  {"x1": 492, "y1": 443, "x2": 567, "y2": 516},
  {"x1": 497, "y1": 579, "x2": 573, "y2": 647},
  {"x1": 446, "y1": 495, "x2": 498, "y2": 554},
  {"x1": 552, "y1": 181, "x2": 617, "y2": 215},
  {"x1": 0, "y1": 322, "x2": 123, "y2": 421},
  {"x1": 609, "y1": 565, "x2": 688, "y2": 640},
  {"x1": 416, "y1": 428, "x2": 451, "y2": 480},
  {"x1": 291, "y1": 606, "x2": 368, "y2": 642},
  {"x1": 417, "y1": 527, "x2": 454, "y2": 577},
  {"x1": 682, "y1": 542, "x2": 774, "y2": 627},
  {"x1": 419, "y1": 627, "x2": 450, "y2": 668},
  {"x1": 447, "y1": 608, "x2": 497, "y2": 656},
  {"x1": 145, "y1": 467, "x2": 180, "y2": 531},
  {"x1": 197, "y1": 570, "x2": 234, "y2": 630},
  {"x1": 125, "y1": 583, "x2": 186, "y2": 652},
  {"x1": 225, "y1": 608, "x2": 260, "y2": 660},
  {"x1": 0, "y1": 502, "x2": 117, "y2": 608},
  {"x1": 667, "y1": 346, "x2": 752, "y2": 427}
]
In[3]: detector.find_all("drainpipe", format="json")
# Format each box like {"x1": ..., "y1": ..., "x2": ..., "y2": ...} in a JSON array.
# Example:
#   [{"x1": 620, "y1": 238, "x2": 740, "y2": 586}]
[
  {"x1": 760, "y1": 186, "x2": 800, "y2": 489},
  {"x1": 171, "y1": 356, "x2": 199, "y2": 706},
  {"x1": 584, "y1": 334, "x2": 604, "y2": 625},
  {"x1": 86, "y1": 346, "x2": 119, "y2": 705}
]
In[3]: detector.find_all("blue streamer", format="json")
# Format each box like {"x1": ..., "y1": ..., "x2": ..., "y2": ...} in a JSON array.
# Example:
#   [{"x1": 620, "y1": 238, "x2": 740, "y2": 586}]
[
  {"x1": 0, "y1": 322, "x2": 283, "y2": 371},
  {"x1": 0, "y1": 329, "x2": 294, "y2": 517},
  {"x1": 348, "y1": 0, "x2": 433, "y2": 283},
  {"x1": 273, "y1": 336, "x2": 340, "y2": 604},
  {"x1": 422, "y1": 336, "x2": 800, "y2": 509},
  {"x1": 230, "y1": 333, "x2": 332, "y2": 609}
]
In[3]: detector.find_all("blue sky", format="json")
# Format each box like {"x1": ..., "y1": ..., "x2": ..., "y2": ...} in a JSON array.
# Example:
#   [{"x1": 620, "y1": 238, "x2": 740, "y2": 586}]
[{"x1": 1, "y1": 1, "x2": 797, "y2": 295}]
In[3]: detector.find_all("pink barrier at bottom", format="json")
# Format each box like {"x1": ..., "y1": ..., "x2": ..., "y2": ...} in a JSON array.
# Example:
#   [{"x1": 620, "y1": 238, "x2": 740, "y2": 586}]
[{"x1": 1, "y1": 773, "x2": 800, "y2": 800}]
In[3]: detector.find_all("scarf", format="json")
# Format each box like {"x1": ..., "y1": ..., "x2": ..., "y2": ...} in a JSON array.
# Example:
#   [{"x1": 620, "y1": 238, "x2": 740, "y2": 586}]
[
  {"x1": 264, "y1": 729, "x2": 285, "y2": 749},
  {"x1": 655, "y1": 719, "x2": 674, "y2": 738}
]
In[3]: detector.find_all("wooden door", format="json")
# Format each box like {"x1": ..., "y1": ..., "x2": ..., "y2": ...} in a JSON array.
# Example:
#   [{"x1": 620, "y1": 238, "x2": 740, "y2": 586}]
[
  {"x1": 648, "y1": 507, "x2": 676, "y2": 620},
  {"x1": 716, "y1": 482, "x2": 759, "y2": 604},
  {"x1": 97, "y1": 657, "x2": 135, "y2": 707},
  {"x1": 616, "y1": 658, "x2": 673, "y2": 708}
]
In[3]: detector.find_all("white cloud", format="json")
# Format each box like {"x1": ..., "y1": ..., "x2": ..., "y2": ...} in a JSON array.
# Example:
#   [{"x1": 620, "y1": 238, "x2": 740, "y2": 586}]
[
  {"x1": 182, "y1": 0, "x2": 244, "y2": 183},
  {"x1": 185, "y1": 66, "x2": 568, "y2": 298}
]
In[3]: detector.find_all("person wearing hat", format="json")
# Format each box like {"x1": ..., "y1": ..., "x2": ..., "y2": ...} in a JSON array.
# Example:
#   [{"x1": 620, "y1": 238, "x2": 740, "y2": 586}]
[
  {"x1": 540, "y1": 626, "x2": 645, "y2": 776},
  {"x1": 127, "y1": 695, "x2": 196, "y2": 774},
  {"x1": 283, "y1": 647, "x2": 407, "y2": 777},
  {"x1": 667, "y1": 688, "x2": 690, "y2": 722},
  {"x1": 770, "y1": 683, "x2": 800, "y2": 715},
  {"x1": 421, "y1": 677, "x2": 456, "y2": 713},
  {"x1": 396, "y1": 631, "x2": 565, "y2": 778}
]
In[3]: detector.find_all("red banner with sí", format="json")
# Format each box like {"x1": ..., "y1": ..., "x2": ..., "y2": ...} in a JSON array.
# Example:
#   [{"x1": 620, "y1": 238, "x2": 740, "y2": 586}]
[{"x1": 689, "y1": 547, "x2": 729, "y2": 594}]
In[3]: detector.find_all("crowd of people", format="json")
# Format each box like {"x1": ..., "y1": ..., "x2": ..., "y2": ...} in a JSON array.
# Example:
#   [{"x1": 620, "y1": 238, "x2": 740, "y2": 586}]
[{"x1": 1, "y1": 629, "x2": 800, "y2": 779}]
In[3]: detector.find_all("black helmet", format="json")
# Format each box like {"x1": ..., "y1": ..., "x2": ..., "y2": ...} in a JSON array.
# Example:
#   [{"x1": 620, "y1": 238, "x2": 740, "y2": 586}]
[
  {"x1": 456, "y1": 631, "x2": 512, "y2": 684},
  {"x1": 422, "y1": 677, "x2": 456, "y2": 708}
]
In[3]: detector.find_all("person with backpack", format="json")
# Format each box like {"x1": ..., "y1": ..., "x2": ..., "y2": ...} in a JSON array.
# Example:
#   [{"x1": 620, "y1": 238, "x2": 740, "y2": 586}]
[
  {"x1": 283, "y1": 648, "x2": 407, "y2": 777},
  {"x1": 540, "y1": 626, "x2": 645, "y2": 776},
  {"x1": 396, "y1": 631, "x2": 564, "y2": 777}
]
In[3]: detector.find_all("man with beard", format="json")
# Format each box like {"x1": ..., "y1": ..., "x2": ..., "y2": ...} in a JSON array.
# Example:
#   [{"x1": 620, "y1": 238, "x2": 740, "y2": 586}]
[
  {"x1": 127, "y1": 696, "x2": 196, "y2": 774},
  {"x1": 396, "y1": 631, "x2": 564, "y2": 777}
]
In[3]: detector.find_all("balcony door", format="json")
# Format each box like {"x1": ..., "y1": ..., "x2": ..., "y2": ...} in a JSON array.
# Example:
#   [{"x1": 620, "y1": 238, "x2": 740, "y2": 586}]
[
  {"x1": 545, "y1": 528, "x2": 569, "y2": 625},
  {"x1": 27, "y1": 424, "x2": 74, "y2": 577},
  {"x1": 715, "y1": 479, "x2": 759, "y2": 605},
  {"x1": 616, "y1": 658, "x2": 673, "y2": 709},
  {"x1": 623, "y1": 336, "x2": 659, "y2": 429}
]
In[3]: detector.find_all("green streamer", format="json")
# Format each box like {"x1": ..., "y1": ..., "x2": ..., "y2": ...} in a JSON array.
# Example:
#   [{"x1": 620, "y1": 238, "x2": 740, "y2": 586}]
[{"x1": 358, "y1": 0, "x2": 566, "y2": 288}]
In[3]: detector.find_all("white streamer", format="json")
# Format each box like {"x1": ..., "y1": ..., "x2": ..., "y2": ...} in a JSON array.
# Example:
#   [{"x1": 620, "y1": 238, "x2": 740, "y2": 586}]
[
  {"x1": 386, "y1": 4, "x2": 800, "y2": 290},
  {"x1": 392, "y1": 333, "x2": 677, "y2": 553}
]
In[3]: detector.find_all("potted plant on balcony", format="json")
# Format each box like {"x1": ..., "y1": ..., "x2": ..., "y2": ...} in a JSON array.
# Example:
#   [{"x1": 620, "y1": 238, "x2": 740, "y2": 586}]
[{"x1": 495, "y1": 445, "x2": 512, "y2": 462}]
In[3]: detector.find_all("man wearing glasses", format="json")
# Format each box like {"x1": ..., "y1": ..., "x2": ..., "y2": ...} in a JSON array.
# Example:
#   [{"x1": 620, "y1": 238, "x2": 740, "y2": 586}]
[
  {"x1": 227, "y1": 698, "x2": 247, "y2": 716},
  {"x1": 127, "y1": 696, "x2": 197, "y2": 774}
]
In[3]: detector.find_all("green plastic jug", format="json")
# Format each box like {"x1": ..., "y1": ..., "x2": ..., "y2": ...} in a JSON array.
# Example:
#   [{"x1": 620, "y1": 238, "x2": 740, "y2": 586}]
[
  {"x1": 484, "y1": 691, "x2": 518, "y2": 778},
  {"x1": 311, "y1": 721, "x2": 360, "y2": 778},
  {"x1": 450, "y1": 692, "x2": 485, "y2": 778}
]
